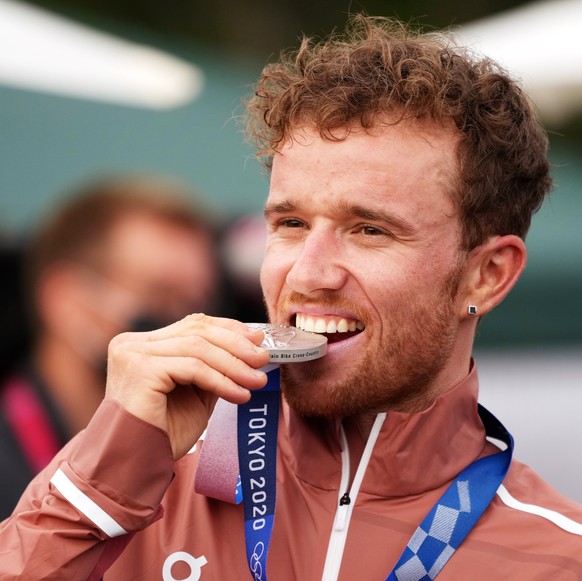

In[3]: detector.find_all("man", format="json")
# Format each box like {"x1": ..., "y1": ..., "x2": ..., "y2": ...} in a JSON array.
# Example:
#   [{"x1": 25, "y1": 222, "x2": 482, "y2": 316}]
[
  {"x1": 0, "y1": 175, "x2": 219, "y2": 519},
  {"x1": 1, "y1": 15, "x2": 582, "y2": 580}
]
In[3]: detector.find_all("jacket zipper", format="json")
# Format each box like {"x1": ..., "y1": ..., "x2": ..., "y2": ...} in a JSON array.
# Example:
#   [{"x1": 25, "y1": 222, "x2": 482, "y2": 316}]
[{"x1": 321, "y1": 412, "x2": 387, "y2": 581}]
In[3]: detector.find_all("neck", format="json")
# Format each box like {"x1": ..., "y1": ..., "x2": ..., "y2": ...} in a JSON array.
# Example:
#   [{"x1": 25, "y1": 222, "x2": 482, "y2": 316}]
[
  {"x1": 352, "y1": 413, "x2": 379, "y2": 441},
  {"x1": 353, "y1": 359, "x2": 475, "y2": 440},
  {"x1": 33, "y1": 334, "x2": 105, "y2": 435}
]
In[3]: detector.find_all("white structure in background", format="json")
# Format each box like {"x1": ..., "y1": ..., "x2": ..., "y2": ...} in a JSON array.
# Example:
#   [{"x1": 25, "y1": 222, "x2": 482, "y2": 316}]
[
  {"x1": 477, "y1": 348, "x2": 582, "y2": 503},
  {"x1": 0, "y1": 0, "x2": 203, "y2": 109},
  {"x1": 453, "y1": 0, "x2": 582, "y2": 124}
]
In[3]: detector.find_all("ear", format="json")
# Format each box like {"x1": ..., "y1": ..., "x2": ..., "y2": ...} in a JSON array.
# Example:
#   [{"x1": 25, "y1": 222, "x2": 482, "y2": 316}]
[{"x1": 460, "y1": 235, "x2": 527, "y2": 319}]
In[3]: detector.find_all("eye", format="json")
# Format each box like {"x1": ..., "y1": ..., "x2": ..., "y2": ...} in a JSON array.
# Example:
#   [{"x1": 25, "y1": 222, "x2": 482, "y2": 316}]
[
  {"x1": 358, "y1": 224, "x2": 388, "y2": 237},
  {"x1": 266, "y1": 216, "x2": 309, "y2": 237},
  {"x1": 278, "y1": 218, "x2": 306, "y2": 229}
]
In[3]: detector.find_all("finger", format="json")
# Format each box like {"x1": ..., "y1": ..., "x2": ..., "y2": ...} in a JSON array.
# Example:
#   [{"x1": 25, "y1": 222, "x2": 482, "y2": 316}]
[
  {"x1": 147, "y1": 343, "x2": 269, "y2": 393},
  {"x1": 176, "y1": 314, "x2": 267, "y2": 351},
  {"x1": 126, "y1": 313, "x2": 265, "y2": 345},
  {"x1": 110, "y1": 318, "x2": 269, "y2": 372},
  {"x1": 155, "y1": 356, "x2": 262, "y2": 404},
  {"x1": 108, "y1": 336, "x2": 268, "y2": 398}
]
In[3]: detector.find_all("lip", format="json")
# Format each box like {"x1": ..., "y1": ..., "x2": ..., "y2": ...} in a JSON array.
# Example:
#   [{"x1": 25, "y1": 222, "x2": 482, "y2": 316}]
[
  {"x1": 322, "y1": 328, "x2": 365, "y2": 355},
  {"x1": 284, "y1": 308, "x2": 365, "y2": 359}
]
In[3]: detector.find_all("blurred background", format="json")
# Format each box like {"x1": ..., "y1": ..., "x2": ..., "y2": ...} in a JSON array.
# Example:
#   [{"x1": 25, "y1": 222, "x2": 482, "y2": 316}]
[{"x1": 0, "y1": 0, "x2": 581, "y2": 500}]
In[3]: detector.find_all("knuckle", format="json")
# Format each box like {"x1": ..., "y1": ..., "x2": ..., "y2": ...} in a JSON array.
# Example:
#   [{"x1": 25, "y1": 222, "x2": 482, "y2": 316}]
[
  {"x1": 188, "y1": 334, "x2": 206, "y2": 349},
  {"x1": 108, "y1": 332, "x2": 143, "y2": 362},
  {"x1": 188, "y1": 357, "x2": 204, "y2": 374},
  {"x1": 226, "y1": 349, "x2": 245, "y2": 368},
  {"x1": 108, "y1": 332, "x2": 131, "y2": 353},
  {"x1": 183, "y1": 312, "x2": 207, "y2": 324}
]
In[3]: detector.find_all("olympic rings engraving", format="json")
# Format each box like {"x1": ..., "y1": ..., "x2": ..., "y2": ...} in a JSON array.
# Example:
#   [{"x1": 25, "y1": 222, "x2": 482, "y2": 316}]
[{"x1": 249, "y1": 541, "x2": 265, "y2": 580}]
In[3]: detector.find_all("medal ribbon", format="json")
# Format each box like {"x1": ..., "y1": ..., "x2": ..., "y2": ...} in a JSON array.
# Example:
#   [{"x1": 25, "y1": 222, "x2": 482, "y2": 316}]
[
  {"x1": 237, "y1": 366, "x2": 281, "y2": 581},
  {"x1": 386, "y1": 404, "x2": 513, "y2": 580},
  {"x1": 237, "y1": 372, "x2": 513, "y2": 581}
]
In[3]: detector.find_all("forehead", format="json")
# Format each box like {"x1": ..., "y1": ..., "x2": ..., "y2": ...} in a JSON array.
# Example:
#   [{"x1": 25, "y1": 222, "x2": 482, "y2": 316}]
[
  {"x1": 268, "y1": 122, "x2": 460, "y2": 220},
  {"x1": 104, "y1": 213, "x2": 215, "y2": 285}
]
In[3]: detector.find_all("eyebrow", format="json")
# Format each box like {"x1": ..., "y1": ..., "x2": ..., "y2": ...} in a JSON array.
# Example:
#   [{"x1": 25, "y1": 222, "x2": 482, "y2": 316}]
[
  {"x1": 263, "y1": 200, "x2": 297, "y2": 218},
  {"x1": 265, "y1": 198, "x2": 416, "y2": 235},
  {"x1": 340, "y1": 202, "x2": 417, "y2": 236}
]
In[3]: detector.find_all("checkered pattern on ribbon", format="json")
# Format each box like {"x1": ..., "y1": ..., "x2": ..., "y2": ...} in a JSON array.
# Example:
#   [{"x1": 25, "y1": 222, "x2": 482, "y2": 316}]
[
  {"x1": 386, "y1": 406, "x2": 513, "y2": 581},
  {"x1": 394, "y1": 480, "x2": 472, "y2": 581}
]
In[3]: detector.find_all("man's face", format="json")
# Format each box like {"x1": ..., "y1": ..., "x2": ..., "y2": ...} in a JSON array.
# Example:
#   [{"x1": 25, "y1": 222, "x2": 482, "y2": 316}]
[
  {"x1": 50, "y1": 212, "x2": 218, "y2": 375},
  {"x1": 260, "y1": 122, "x2": 468, "y2": 417}
]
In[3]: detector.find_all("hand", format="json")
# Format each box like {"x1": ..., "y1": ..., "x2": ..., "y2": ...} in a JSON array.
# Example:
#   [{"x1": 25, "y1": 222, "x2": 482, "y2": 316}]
[{"x1": 105, "y1": 314, "x2": 269, "y2": 459}]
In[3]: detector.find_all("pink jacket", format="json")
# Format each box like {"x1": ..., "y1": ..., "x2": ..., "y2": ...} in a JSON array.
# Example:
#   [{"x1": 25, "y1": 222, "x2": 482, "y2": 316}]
[{"x1": 1, "y1": 363, "x2": 582, "y2": 580}]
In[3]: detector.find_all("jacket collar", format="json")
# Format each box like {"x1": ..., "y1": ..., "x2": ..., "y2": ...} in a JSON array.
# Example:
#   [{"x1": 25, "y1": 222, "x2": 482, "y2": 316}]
[{"x1": 279, "y1": 361, "x2": 487, "y2": 498}]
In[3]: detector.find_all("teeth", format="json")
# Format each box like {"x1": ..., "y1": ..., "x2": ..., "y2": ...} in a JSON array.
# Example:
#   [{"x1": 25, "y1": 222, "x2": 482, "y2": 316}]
[{"x1": 295, "y1": 313, "x2": 364, "y2": 334}]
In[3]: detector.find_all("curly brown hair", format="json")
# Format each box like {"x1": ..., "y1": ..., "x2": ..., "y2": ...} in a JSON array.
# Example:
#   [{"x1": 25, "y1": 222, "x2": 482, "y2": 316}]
[{"x1": 245, "y1": 15, "x2": 552, "y2": 250}]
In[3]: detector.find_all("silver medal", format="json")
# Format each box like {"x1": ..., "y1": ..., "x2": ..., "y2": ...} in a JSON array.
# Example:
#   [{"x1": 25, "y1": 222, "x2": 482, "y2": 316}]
[{"x1": 247, "y1": 323, "x2": 327, "y2": 363}]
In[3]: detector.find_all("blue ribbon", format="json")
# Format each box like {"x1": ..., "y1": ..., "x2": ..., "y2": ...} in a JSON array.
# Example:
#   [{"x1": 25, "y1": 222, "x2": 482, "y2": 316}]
[
  {"x1": 238, "y1": 373, "x2": 513, "y2": 581},
  {"x1": 237, "y1": 367, "x2": 281, "y2": 581},
  {"x1": 386, "y1": 405, "x2": 513, "y2": 580}
]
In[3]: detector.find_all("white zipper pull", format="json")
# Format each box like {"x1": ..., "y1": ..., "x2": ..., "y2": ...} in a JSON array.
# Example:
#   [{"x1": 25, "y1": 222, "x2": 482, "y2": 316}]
[
  {"x1": 321, "y1": 412, "x2": 387, "y2": 581},
  {"x1": 334, "y1": 493, "x2": 352, "y2": 530}
]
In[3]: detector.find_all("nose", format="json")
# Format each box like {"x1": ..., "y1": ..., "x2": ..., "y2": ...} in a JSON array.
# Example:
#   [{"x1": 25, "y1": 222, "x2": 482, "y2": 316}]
[{"x1": 285, "y1": 229, "x2": 347, "y2": 295}]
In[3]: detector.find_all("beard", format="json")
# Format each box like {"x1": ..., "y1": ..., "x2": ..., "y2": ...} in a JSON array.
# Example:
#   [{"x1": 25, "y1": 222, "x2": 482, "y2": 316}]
[{"x1": 279, "y1": 261, "x2": 465, "y2": 418}]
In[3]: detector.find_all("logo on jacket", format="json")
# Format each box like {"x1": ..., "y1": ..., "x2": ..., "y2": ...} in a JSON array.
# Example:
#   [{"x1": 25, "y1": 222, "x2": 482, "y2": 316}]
[{"x1": 162, "y1": 551, "x2": 207, "y2": 581}]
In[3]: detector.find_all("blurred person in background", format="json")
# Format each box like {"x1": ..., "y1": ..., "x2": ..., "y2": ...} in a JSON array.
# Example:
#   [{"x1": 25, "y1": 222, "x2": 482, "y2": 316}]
[{"x1": 0, "y1": 175, "x2": 219, "y2": 519}]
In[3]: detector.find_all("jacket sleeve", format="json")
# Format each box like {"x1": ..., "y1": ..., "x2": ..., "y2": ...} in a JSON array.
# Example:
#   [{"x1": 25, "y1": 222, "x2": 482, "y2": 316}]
[{"x1": 0, "y1": 399, "x2": 175, "y2": 580}]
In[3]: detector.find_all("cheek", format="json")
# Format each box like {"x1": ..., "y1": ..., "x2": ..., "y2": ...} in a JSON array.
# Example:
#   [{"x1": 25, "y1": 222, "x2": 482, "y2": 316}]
[
  {"x1": 259, "y1": 256, "x2": 279, "y2": 308},
  {"x1": 259, "y1": 264, "x2": 270, "y2": 301},
  {"x1": 260, "y1": 248, "x2": 294, "y2": 311},
  {"x1": 362, "y1": 258, "x2": 439, "y2": 312}
]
